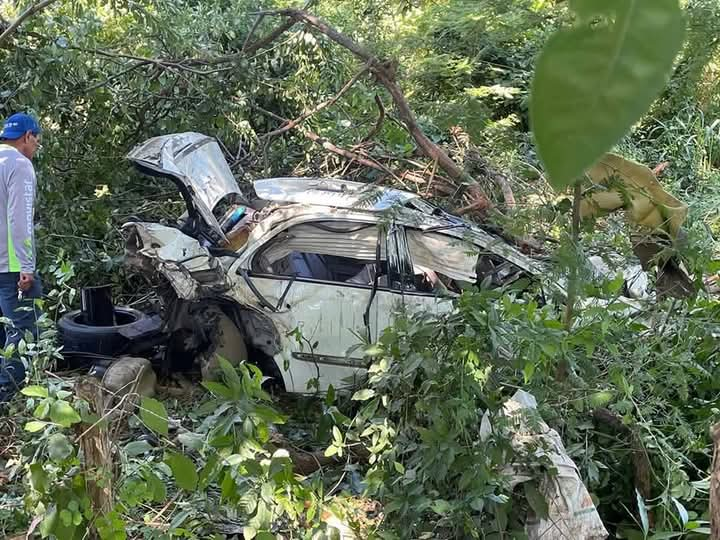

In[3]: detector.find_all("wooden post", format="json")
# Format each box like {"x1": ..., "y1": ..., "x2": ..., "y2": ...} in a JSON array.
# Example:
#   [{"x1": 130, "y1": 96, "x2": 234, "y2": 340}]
[
  {"x1": 74, "y1": 377, "x2": 114, "y2": 537},
  {"x1": 710, "y1": 423, "x2": 720, "y2": 540}
]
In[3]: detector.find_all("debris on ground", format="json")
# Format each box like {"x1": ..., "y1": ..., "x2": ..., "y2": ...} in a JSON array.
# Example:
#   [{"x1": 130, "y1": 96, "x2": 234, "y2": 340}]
[{"x1": 501, "y1": 390, "x2": 609, "y2": 540}]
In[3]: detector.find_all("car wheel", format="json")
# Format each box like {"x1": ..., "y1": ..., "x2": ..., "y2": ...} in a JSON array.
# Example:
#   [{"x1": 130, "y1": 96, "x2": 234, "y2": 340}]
[{"x1": 58, "y1": 306, "x2": 152, "y2": 357}]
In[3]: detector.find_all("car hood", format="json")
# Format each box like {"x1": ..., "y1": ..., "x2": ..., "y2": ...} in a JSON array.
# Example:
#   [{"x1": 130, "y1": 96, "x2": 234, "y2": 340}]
[{"x1": 127, "y1": 132, "x2": 244, "y2": 239}]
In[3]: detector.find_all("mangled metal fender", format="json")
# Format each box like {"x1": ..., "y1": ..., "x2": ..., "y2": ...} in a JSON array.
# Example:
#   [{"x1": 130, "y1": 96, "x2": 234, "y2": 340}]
[{"x1": 123, "y1": 222, "x2": 229, "y2": 301}]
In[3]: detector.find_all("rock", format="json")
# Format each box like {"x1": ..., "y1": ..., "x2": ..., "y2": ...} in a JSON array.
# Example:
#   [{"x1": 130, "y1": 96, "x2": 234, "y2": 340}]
[{"x1": 101, "y1": 356, "x2": 156, "y2": 416}]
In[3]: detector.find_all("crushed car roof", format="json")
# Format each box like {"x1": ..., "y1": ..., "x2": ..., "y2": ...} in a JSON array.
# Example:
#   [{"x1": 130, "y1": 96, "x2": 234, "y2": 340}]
[
  {"x1": 250, "y1": 178, "x2": 546, "y2": 276},
  {"x1": 253, "y1": 177, "x2": 420, "y2": 211}
]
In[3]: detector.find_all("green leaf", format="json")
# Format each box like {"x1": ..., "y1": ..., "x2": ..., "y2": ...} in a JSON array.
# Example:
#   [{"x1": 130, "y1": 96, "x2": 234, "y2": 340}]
[
  {"x1": 124, "y1": 440, "x2": 153, "y2": 456},
  {"x1": 140, "y1": 397, "x2": 168, "y2": 436},
  {"x1": 21, "y1": 385, "x2": 49, "y2": 398},
  {"x1": 60, "y1": 508, "x2": 73, "y2": 527},
  {"x1": 47, "y1": 433, "x2": 74, "y2": 461},
  {"x1": 34, "y1": 398, "x2": 51, "y2": 419},
  {"x1": 165, "y1": 451, "x2": 198, "y2": 492},
  {"x1": 530, "y1": 0, "x2": 686, "y2": 189},
  {"x1": 671, "y1": 497, "x2": 688, "y2": 526},
  {"x1": 524, "y1": 482, "x2": 549, "y2": 520},
  {"x1": 29, "y1": 463, "x2": 49, "y2": 493},
  {"x1": 39, "y1": 505, "x2": 57, "y2": 536},
  {"x1": 218, "y1": 356, "x2": 242, "y2": 394},
  {"x1": 523, "y1": 361, "x2": 535, "y2": 384},
  {"x1": 351, "y1": 389, "x2": 375, "y2": 401},
  {"x1": 25, "y1": 420, "x2": 50, "y2": 432},
  {"x1": 431, "y1": 499, "x2": 452, "y2": 515},
  {"x1": 49, "y1": 400, "x2": 81, "y2": 427},
  {"x1": 145, "y1": 471, "x2": 167, "y2": 502},
  {"x1": 202, "y1": 381, "x2": 234, "y2": 399},
  {"x1": 177, "y1": 431, "x2": 205, "y2": 451}
]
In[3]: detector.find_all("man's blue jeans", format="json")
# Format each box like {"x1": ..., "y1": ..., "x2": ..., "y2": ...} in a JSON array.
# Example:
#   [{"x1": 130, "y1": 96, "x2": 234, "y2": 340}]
[{"x1": 0, "y1": 272, "x2": 42, "y2": 402}]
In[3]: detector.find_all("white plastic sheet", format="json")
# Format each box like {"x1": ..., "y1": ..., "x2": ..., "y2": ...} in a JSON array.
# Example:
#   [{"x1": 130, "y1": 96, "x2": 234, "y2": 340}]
[{"x1": 499, "y1": 390, "x2": 609, "y2": 540}]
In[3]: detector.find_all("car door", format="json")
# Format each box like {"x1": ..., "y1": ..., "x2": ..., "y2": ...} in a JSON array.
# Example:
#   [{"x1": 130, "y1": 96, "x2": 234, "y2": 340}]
[
  {"x1": 369, "y1": 224, "x2": 458, "y2": 340},
  {"x1": 236, "y1": 219, "x2": 390, "y2": 393},
  {"x1": 371, "y1": 224, "x2": 535, "y2": 337}
]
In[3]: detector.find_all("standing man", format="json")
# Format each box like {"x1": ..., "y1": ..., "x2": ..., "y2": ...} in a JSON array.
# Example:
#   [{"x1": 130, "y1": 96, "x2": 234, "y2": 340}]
[{"x1": 0, "y1": 112, "x2": 42, "y2": 403}]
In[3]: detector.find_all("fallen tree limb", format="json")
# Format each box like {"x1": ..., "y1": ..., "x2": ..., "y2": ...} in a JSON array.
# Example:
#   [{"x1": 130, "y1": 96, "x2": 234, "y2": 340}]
[
  {"x1": 0, "y1": 0, "x2": 59, "y2": 47},
  {"x1": 361, "y1": 95, "x2": 386, "y2": 143},
  {"x1": 255, "y1": 105, "x2": 398, "y2": 179},
  {"x1": 265, "y1": 8, "x2": 492, "y2": 212},
  {"x1": 263, "y1": 63, "x2": 370, "y2": 140}
]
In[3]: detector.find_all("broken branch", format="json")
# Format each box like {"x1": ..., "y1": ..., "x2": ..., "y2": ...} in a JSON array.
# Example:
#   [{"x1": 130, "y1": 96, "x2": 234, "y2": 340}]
[
  {"x1": 267, "y1": 8, "x2": 492, "y2": 212},
  {"x1": 233, "y1": 17, "x2": 297, "y2": 59},
  {"x1": 255, "y1": 105, "x2": 397, "y2": 179},
  {"x1": 263, "y1": 64, "x2": 370, "y2": 140},
  {"x1": 0, "y1": 0, "x2": 59, "y2": 47},
  {"x1": 242, "y1": 13, "x2": 266, "y2": 52},
  {"x1": 361, "y1": 94, "x2": 386, "y2": 143}
]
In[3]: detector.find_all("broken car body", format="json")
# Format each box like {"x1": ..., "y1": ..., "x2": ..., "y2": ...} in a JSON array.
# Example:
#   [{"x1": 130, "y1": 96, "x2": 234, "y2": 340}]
[{"x1": 121, "y1": 133, "x2": 641, "y2": 393}]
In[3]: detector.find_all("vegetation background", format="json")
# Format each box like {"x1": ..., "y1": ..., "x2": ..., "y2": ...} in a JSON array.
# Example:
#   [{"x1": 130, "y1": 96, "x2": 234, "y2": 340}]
[{"x1": 2, "y1": 0, "x2": 720, "y2": 539}]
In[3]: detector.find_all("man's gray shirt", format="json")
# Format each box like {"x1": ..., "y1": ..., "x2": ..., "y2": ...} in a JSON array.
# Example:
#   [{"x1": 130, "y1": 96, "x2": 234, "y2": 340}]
[{"x1": 0, "y1": 144, "x2": 36, "y2": 273}]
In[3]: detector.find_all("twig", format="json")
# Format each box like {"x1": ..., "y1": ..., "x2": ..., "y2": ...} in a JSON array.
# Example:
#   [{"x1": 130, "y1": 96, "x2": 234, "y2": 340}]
[
  {"x1": 0, "y1": 0, "x2": 60, "y2": 47},
  {"x1": 263, "y1": 8, "x2": 492, "y2": 212},
  {"x1": 563, "y1": 181, "x2": 583, "y2": 332},
  {"x1": 361, "y1": 94, "x2": 385, "y2": 142},
  {"x1": 254, "y1": 105, "x2": 397, "y2": 178},
  {"x1": 215, "y1": 17, "x2": 297, "y2": 61},
  {"x1": 492, "y1": 170, "x2": 517, "y2": 210},
  {"x1": 241, "y1": 13, "x2": 266, "y2": 52},
  {"x1": 262, "y1": 63, "x2": 369, "y2": 140},
  {"x1": 425, "y1": 157, "x2": 438, "y2": 198}
]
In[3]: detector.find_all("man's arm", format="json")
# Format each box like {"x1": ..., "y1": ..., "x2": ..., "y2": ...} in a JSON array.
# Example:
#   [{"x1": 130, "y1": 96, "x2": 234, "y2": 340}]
[{"x1": 7, "y1": 157, "x2": 36, "y2": 275}]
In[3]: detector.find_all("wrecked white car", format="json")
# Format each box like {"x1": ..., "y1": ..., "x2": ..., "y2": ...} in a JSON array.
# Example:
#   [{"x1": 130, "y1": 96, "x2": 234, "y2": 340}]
[
  {"x1": 58, "y1": 132, "x2": 653, "y2": 393},
  {"x1": 112, "y1": 132, "x2": 559, "y2": 393}
]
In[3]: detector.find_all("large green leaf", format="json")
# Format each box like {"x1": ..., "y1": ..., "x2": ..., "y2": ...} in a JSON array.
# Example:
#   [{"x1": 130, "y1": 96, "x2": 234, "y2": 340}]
[
  {"x1": 49, "y1": 400, "x2": 81, "y2": 428},
  {"x1": 140, "y1": 397, "x2": 169, "y2": 437},
  {"x1": 530, "y1": 0, "x2": 685, "y2": 189},
  {"x1": 165, "y1": 451, "x2": 198, "y2": 492},
  {"x1": 21, "y1": 385, "x2": 49, "y2": 398}
]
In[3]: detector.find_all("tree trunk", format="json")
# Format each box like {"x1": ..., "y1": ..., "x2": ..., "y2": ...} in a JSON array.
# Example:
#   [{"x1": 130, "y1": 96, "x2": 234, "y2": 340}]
[
  {"x1": 710, "y1": 423, "x2": 720, "y2": 540},
  {"x1": 74, "y1": 378, "x2": 114, "y2": 538}
]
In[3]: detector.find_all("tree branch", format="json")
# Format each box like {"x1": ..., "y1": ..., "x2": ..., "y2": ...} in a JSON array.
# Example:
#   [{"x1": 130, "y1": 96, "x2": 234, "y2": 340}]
[
  {"x1": 361, "y1": 94, "x2": 385, "y2": 142},
  {"x1": 267, "y1": 8, "x2": 492, "y2": 212},
  {"x1": 255, "y1": 105, "x2": 397, "y2": 178},
  {"x1": 0, "y1": 0, "x2": 60, "y2": 47},
  {"x1": 242, "y1": 13, "x2": 266, "y2": 52},
  {"x1": 263, "y1": 64, "x2": 369, "y2": 140},
  {"x1": 233, "y1": 18, "x2": 297, "y2": 59}
]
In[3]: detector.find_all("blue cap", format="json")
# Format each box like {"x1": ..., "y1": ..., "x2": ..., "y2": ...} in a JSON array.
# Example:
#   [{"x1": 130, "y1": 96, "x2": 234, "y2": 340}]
[{"x1": 0, "y1": 113, "x2": 42, "y2": 140}]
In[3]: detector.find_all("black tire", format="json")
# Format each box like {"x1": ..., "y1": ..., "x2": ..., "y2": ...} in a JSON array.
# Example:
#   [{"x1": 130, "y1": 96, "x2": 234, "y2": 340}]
[{"x1": 58, "y1": 307, "x2": 150, "y2": 357}]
